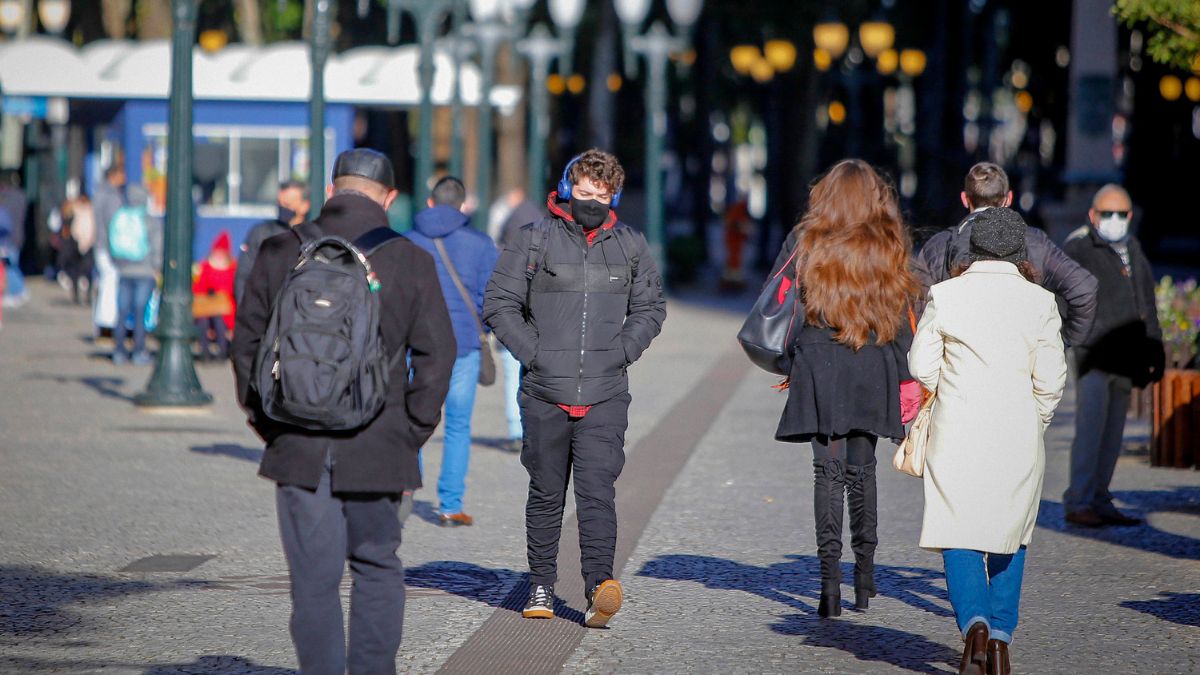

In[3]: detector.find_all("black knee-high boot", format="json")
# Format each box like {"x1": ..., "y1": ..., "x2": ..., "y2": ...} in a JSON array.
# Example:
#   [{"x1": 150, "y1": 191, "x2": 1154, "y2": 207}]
[
  {"x1": 813, "y1": 457, "x2": 845, "y2": 617},
  {"x1": 845, "y1": 461, "x2": 878, "y2": 609}
]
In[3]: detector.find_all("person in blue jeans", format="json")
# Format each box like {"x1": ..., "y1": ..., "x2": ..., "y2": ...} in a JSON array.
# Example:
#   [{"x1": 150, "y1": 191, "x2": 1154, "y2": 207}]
[
  {"x1": 98, "y1": 185, "x2": 163, "y2": 365},
  {"x1": 404, "y1": 176, "x2": 499, "y2": 526},
  {"x1": 908, "y1": 207, "x2": 1067, "y2": 675}
]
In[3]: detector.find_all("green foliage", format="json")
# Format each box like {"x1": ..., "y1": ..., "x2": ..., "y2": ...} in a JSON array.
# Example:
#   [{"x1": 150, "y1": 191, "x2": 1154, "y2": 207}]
[
  {"x1": 1114, "y1": 0, "x2": 1200, "y2": 71},
  {"x1": 263, "y1": 0, "x2": 305, "y2": 42},
  {"x1": 1155, "y1": 276, "x2": 1200, "y2": 369}
]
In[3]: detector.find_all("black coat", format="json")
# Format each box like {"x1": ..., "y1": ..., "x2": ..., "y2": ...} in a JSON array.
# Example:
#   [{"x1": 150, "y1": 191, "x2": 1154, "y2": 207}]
[
  {"x1": 233, "y1": 217, "x2": 288, "y2": 304},
  {"x1": 770, "y1": 233, "x2": 914, "y2": 444},
  {"x1": 483, "y1": 197, "x2": 666, "y2": 406},
  {"x1": 231, "y1": 193, "x2": 457, "y2": 494},
  {"x1": 916, "y1": 212, "x2": 1098, "y2": 346},
  {"x1": 1062, "y1": 226, "x2": 1165, "y2": 386}
]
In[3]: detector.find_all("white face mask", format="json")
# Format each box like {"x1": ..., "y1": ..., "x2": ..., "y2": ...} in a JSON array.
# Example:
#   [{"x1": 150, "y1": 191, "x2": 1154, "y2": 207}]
[{"x1": 1096, "y1": 213, "x2": 1130, "y2": 242}]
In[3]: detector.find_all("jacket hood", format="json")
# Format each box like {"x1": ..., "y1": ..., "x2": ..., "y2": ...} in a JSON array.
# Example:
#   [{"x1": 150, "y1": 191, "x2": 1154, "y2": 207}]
[
  {"x1": 546, "y1": 191, "x2": 617, "y2": 231},
  {"x1": 413, "y1": 205, "x2": 470, "y2": 238}
]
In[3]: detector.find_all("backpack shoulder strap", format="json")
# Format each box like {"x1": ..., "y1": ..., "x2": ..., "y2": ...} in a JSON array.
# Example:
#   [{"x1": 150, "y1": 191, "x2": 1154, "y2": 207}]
[
  {"x1": 524, "y1": 219, "x2": 551, "y2": 281},
  {"x1": 352, "y1": 227, "x2": 403, "y2": 256},
  {"x1": 614, "y1": 224, "x2": 640, "y2": 278}
]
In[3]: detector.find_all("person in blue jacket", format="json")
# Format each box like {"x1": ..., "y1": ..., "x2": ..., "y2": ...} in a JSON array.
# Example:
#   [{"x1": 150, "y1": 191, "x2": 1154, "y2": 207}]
[{"x1": 404, "y1": 176, "x2": 499, "y2": 526}]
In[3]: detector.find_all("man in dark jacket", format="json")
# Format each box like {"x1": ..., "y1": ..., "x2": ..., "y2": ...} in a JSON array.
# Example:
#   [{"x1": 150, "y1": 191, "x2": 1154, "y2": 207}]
[
  {"x1": 484, "y1": 149, "x2": 666, "y2": 628},
  {"x1": 231, "y1": 149, "x2": 456, "y2": 673},
  {"x1": 1061, "y1": 184, "x2": 1164, "y2": 528},
  {"x1": 233, "y1": 180, "x2": 309, "y2": 304},
  {"x1": 916, "y1": 162, "x2": 1098, "y2": 346},
  {"x1": 404, "y1": 176, "x2": 499, "y2": 526}
]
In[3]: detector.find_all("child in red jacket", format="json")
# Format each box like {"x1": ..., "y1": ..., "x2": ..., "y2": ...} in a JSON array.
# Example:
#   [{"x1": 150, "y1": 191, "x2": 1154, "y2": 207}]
[{"x1": 193, "y1": 230, "x2": 237, "y2": 360}]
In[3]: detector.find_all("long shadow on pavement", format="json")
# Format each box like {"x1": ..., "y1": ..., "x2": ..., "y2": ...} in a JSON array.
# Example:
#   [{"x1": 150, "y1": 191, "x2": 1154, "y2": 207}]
[
  {"x1": 403, "y1": 561, "x2": 586, "y2": 624},
  {"x1": 190, "y1": 443, "x2": 264, "y2": 463},
  {"x1": 1036, "y1": 491, "x2": 1200, "y2": 561},
  {"x1": 0, "y1": 655, "x2": 295, "y2": 674},
  {"x1": 1120, "y1": 592, "x2": 1200, "y2": 627},
  {"x1": 23, "y1": 372, "x2": 132, "y2": 402},
  {"x1": 636, "y1": 554, "x2": 957, "y2": 673}
]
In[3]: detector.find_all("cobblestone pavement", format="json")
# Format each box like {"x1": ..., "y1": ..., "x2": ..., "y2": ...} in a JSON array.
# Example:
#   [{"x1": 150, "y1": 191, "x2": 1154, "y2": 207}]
[{"x1": 1, "y1": 279, "x2": 1197, "y2": 674}]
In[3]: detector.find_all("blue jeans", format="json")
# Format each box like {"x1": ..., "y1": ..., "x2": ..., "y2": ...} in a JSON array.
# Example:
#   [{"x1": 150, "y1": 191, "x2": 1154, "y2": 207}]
[
  {"x1": 432, "y1": 350, "x2": 480, "y2": 515},
  {"x1": 1064, "y1": 369, "x2": 1132, "y2": 514},
  {"x1": 3, "y1": 250, "x2": 24, "y2": 299},
  {"x1": 502, "y1": 347, "x2": 523, "y2": 440},
  {"x1": 942, "y1": 547, "x2": 1027, "y2": 644},
  {"x1": 115, "y1": 276, "x2": 155, "y2": 357}
]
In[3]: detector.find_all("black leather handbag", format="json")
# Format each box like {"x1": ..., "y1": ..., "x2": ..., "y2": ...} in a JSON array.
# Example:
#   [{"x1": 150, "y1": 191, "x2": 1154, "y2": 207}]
[{"x1": 737, "y1": 249, "x2": 802, "y2": 375}]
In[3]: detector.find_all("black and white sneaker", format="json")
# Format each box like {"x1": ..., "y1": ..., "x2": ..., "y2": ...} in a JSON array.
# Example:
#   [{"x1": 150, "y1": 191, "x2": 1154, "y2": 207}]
[
  {"x1": 584, "y1": 579, "x2": 623, "y2": 628},
  {"x1": 522, "y1": 584, "x2": 555, "y2": 619}
]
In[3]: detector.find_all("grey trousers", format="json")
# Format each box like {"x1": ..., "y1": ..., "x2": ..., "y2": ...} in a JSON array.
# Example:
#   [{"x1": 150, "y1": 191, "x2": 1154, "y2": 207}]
[
  {"x1": 276, "y1": 461, "x2": 405, "y2": 675},
  {"x1": 1064, "y1": 369, "x2": 1132, "y2": 514}
]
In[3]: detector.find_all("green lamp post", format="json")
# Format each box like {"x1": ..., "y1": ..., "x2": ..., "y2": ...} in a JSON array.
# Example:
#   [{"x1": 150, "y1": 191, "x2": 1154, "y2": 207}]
[
  {"x1": 393, "y1": 0, "x2": 456, "y2": 204},
  {"x1": 308, "y1": 0, "x2": 332, "y2": 212},
  {"x1": 135, "y1": 0, "x2": 211, "y2": 408}
]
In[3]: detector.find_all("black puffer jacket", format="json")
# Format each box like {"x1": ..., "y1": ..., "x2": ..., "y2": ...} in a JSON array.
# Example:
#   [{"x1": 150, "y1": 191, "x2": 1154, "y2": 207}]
[
  {"x1": 916, "y1": 210, "x2": 1098, "y2": 346},
  {"x1": 483, "y1": 194, "x2": 666, "y2": 406},
  {"x1": 1062, "y1": 225, "x2": 1165, "y2": 386}
]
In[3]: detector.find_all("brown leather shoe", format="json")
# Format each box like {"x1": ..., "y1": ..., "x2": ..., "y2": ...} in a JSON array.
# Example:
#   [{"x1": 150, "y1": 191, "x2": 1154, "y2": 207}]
[
  {"x1": 959, "y1": 622, "x2": 989, "y2": 675},
  {"x1": 986, "y1": 639, "x2": 1011, "y2": 675},
  {"x1": 1097, "y1": 508, "x2": 1142, "y2": 526},
  {"x1": 1064, "y1": 508, "x2": 1105, "y2": 527},
  {"x1": 438, "y1": 512, "x2": 474, "y2": 527}
]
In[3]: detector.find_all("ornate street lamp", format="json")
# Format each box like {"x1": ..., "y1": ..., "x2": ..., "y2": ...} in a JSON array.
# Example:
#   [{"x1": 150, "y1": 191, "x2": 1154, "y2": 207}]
[
  {"x1": 394, "y1": 0, "x2": 457, "y2": 204},
  {"x1": 548, "y1": 0, "x2": 584, "y2": 78},
  {"x1": 518, "y1": 22, "x2": 566, "y2": 197},
  {"x1": 625, "y1": 0, "x2": 703, "y2": 278},
  {"x1": 135, "y1": 0, "x2": 211, "y2": 408},
  {"x1": 614, "y1": 0, "x2": 650, "y2": 78},
  {"x1": 465, "y1": 0, "x2": 511, "y2": 228}
]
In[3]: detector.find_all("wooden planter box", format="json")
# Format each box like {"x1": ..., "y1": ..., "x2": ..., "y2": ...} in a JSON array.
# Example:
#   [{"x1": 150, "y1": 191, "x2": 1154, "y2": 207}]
[{"x1": 1151, "y1": 369, "x2": 1200, "y2": 468}]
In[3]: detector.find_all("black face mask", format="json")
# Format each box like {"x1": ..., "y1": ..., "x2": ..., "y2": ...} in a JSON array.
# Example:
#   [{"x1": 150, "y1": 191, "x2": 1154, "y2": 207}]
[
  {"x1": 278, "y1": 205, "x2": 297, "y2": 224},
  {"x1": 570, "y1": 197, "x2": 610, "y2": 230}
]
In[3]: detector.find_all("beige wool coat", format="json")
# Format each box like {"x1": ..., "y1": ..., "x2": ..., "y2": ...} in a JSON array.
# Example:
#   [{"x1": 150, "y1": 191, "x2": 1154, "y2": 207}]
[{"x1": 908, "y1": 261, "x2": 1068, "y2": 554}]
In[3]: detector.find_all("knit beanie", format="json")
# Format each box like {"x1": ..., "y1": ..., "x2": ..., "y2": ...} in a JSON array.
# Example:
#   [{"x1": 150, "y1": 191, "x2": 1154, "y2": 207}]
[{"x1": 969, "y1": 207, "x2": 1027, "y2": 264}]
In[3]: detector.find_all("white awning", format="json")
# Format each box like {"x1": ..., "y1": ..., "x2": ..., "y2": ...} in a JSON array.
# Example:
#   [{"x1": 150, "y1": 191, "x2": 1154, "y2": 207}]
[{"x1": 0, "y1": 37, "x2": 520, "y2": 112}]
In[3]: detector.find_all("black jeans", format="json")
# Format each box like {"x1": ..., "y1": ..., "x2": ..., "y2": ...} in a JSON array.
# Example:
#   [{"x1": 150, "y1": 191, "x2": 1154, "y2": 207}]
[
  {"x1": 276, "y1": 459, "x2": 405, "y2": 675},
  {"x1": 520, "y1": 390, "x2": 629, "y2": 592}
]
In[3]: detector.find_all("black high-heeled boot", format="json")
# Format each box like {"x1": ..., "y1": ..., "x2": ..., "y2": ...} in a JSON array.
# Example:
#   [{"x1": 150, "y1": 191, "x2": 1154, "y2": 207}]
[
  {"x1": 813, "y1": 458, "x2": 846, "y2": 618},
  {"x1": 845, "y1": 461, "x2": 878, "y2": 610}
]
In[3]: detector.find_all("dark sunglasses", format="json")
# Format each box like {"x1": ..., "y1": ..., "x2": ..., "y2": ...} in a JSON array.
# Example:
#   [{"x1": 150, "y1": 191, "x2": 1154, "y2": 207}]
[{"x1": 1098, "y1": 210, "x2": 1131, "y2": 218}]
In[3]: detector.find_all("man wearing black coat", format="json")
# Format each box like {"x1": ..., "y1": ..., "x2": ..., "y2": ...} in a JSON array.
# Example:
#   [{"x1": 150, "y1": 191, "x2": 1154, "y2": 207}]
[
  {"x1": 916, "y1": 162, "x2": 1098, "y2": 346},
  {"x1": 232, "y1": 149, "x2": 456, "y2": 674},
  {"x1": 1061, "y1": 184, "x2": 1164, "y2": 528},
  {"x1": 484, "y1": 149, "x2": 666, "y2": 628},
  {"x1": 233, "y1": 179, "x2": 309, "y2": 304}
]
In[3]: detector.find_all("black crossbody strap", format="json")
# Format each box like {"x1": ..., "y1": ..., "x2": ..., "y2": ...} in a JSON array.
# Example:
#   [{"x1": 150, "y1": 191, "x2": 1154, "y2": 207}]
[{"x1": 432, "y1": 237, "x2": 487, "y2": 342}]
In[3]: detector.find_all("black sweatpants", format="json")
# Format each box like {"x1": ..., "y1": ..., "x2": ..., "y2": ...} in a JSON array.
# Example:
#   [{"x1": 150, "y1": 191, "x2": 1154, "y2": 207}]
[
  {"x1": 520, "y1": 390, "x2": 630, "y2": 592},
  {"x1": 276, "y1": 458, "x2": 405, "y2": 675}
]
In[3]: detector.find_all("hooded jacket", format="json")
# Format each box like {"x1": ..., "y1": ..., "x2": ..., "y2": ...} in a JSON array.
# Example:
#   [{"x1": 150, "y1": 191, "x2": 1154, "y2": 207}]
[
  {"x1": 483, "y1": 193, "x2": 666, "y2": 407},
  {"x1": 404, "y1": 205, "x2": 499, "y2": 359},
  {"x1": 916, "y1": 209, "x2": 1098, "y2": 346}
]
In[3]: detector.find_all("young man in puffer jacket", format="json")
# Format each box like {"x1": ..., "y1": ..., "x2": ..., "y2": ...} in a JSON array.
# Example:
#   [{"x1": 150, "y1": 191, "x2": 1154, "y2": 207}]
[{"x1": 484, "y1": 149, "x2": 666, "y2": 628}]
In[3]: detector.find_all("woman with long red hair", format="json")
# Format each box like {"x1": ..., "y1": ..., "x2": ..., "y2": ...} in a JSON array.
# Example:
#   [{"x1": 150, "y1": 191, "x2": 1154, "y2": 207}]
[{"x1": 772, "y1": 159, "x2": 922, "y2": 617}]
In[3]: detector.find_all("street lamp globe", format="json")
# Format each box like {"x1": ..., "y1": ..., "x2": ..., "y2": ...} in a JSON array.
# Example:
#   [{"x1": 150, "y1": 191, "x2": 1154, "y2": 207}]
[
  {"x1": 665, "y1": 0, "x2": 703, "y2": 30},
  {"x1": 899, "y1": 48, "x2": 926, "y2": 77},
  {"x1": 613, "y1": 0, "x2": 652, "y2": 27},
  {"x1": 764, "y1": 39, "x2": 797, "y2": 73},
  {"x1": 1160, "y1": 75, "x2": 1183, "y2": 102},
  {"x1": 470, "y1": 0, "x2": 503, "y2": 22},
  {"x1": 859, "y1": 20, "x2": 895, "y2": 59},
  {"x1": 549, "y1": 0, "x2": 586, "y2": 29},
  {"x1": 749, "y1": 57, "x2": 774, "y2": 83},
  {"x1": 813, "y1": 20, "x2": 849, "y2": 60},
  {"x1": 876, "y1": 48, "x2": 898, "y2": 75},
  {"x1": 38, "y1": 0, "x2": 70, "y2": 34},
  {"x1": 729, "y1": 44, "x2": 760, "y2": 76},
  {"x1": 0, "y1": 0, "x2": 25, "y2": 34}
]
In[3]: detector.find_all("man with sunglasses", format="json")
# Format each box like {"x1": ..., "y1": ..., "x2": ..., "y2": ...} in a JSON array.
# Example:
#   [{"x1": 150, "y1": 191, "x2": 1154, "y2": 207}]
[
  {"x1": 483, "y1": 149, "x2": 666, "y2": 628},
  {"x1": 1061, "y1": 184, "x2": 1164, "y2": 528}
]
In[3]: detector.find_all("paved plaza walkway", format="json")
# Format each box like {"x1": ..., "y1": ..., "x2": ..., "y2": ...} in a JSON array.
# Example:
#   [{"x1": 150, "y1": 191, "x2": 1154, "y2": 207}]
[{"x1": 1, "y1": 279, "x2": 1197, "y2": 674}]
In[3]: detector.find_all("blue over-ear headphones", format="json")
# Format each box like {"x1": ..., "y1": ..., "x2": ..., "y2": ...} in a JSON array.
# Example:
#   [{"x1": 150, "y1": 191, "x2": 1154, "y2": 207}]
[{"x1": 558, "y1": 154, "x2": 622, "y2": 208}]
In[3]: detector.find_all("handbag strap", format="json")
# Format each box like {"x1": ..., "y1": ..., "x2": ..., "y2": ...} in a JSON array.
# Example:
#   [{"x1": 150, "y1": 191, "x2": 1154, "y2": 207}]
[{"x1": 432, "y1": 237, "x2": 487, "y2": 343}]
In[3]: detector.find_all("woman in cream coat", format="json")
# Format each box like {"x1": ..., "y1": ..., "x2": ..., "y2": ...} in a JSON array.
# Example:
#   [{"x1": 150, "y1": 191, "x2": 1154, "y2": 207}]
[{"x1": 908, "y1": 207, "x2": 1067, "y2": 675}]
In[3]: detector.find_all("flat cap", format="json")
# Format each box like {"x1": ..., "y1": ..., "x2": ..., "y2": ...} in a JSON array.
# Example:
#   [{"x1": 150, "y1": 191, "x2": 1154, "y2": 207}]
[
  {"x1": 969, "y1": 207, "x2": 1028, "y2": 265},
  {"x1": 332, "y1": 148, "x2": 395, "y2": 190}
]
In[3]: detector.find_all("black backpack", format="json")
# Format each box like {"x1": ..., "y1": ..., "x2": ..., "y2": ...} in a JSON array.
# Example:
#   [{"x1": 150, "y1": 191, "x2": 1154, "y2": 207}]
[{"x1": 253, "y1": 224, "x2": 405, "y2": 431}]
